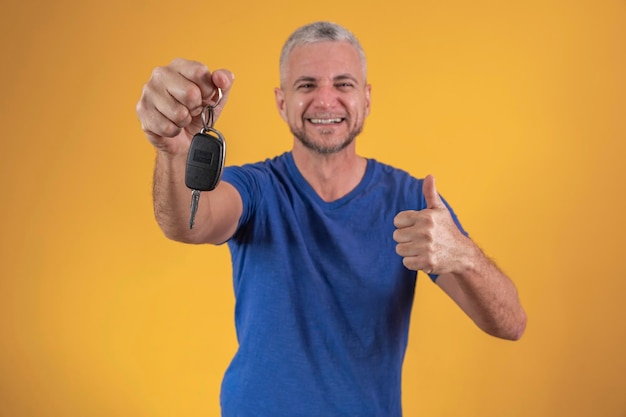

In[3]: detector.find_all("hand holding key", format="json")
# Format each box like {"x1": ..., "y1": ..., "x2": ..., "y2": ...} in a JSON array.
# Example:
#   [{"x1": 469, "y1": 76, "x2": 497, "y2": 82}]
[
  {"x1": 136, "y1": 58, "x2": 234, "y2": 156},
  {"x1": 186, "y1": 89, "x2": 227, "y2": 229}
]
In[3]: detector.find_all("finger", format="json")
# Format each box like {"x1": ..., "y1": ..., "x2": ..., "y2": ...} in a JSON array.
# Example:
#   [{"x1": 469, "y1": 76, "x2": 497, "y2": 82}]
[
  {"x1": 392, "y1": 227, "x2": 413, "y2": 244},
  {"x1": 167, "y1": 59, "x2": 215, "y2": 116},
  {"x1": 400, "y1": 254, "x2": 434, "y2": 273},
  {"x1": 152, "y1": 62, "x2": 234, "y2": 127},
  {"x1": 209, "y1": 69, "x2": 235, "y2": 119},
  {"x1": 137, "y1": 86, "x2": 187, "y2": 138},
  {"x1": 137, "y1": 100, "x2": 183, "y2": 139},
  {"x1": 423, "y1": 174, "x2": 445, "y2": 209},
  {"x1": 139, "y1": 63, "x2": 203, "y2": 131},
  {"x1": 395, "y1": 241, "x2": 419, "y2": 257},
  {"x1": 211, "y1": 69, "x2": 235, "y2": 98},
  {"x1": 393, "y1": 210, "x2": 417, "y2": 229}
]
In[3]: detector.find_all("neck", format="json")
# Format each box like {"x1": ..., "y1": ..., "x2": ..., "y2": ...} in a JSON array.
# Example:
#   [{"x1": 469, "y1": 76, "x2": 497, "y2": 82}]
[{"x1": 292, "y1": 141, "x2": 367, "y2": 202}]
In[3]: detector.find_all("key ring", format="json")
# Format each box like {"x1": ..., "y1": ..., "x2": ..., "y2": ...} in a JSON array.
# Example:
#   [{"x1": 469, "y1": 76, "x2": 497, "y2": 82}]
[{"x1": 201, "y1": 88, "x2": 223, "y2": 130}]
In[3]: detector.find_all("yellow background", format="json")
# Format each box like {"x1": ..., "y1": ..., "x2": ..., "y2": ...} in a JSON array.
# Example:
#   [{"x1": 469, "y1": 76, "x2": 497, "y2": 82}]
[{"x1": 1, "y1": 0, "x2": 625, "y2": 416}]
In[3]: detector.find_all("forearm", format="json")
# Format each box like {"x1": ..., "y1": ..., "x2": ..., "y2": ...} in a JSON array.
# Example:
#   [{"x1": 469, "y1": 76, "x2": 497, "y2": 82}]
[
  {"x1": 440, "y1": 240, "x2": 527, "y2": 340},
  {"x1": 152, "y1": 150, "x2": 207, "y2": 243}
]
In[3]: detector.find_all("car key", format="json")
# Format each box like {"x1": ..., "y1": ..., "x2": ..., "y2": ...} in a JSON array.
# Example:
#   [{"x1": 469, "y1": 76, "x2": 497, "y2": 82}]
[{"x1": 185, "y1": 89, "x2": 226, "y2": 229}]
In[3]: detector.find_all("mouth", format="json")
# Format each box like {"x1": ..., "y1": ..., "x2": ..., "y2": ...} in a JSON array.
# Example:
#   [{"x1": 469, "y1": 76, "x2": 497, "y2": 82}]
[{"x1": 307, "y1": 117, "x2": 345, "y2": 125}]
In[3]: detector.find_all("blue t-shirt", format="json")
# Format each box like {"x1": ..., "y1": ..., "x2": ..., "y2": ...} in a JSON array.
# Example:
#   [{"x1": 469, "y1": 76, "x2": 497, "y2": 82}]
[{"x1": 220, "y1": 152, "x2": 465, "y2": 417}]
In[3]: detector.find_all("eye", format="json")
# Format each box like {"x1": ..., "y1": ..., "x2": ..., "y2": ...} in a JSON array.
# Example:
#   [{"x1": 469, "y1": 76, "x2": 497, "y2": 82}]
[
  {"x1": 296, "y1": 83, "x2": 315, "y2": 90},
  {"x1": 335, "y1": 82, "x2": 355, "y2": 91}
]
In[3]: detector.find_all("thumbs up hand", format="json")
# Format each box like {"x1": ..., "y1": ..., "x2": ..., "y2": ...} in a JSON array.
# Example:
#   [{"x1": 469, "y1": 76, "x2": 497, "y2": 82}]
[
  {"x1": 393, "y1": 175, "x2": 470, "y2": 275},
  {"x1": 422, "y1": 173, "x2": 446, "y2": 210}
]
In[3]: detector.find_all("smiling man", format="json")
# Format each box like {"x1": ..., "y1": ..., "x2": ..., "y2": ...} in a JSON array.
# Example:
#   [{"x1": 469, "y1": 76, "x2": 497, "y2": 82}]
[
  {"x1": 136, "y1": 21, "x2": 526, "y2": 417},
  {"x1": 276, "y1": 40, "x2": 370, "y2": 156}
]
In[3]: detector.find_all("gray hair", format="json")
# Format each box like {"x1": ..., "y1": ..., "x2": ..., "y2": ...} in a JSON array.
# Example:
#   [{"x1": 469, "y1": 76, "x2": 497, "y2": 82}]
[{"x1": 279, "y1": 21, "x2": 367, "y2": 86}]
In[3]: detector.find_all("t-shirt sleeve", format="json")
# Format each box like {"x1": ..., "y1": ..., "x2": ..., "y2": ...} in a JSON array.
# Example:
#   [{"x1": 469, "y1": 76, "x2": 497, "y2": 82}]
[{"x1": 221, "y1": 165, "x2": 264, "y2": 233}]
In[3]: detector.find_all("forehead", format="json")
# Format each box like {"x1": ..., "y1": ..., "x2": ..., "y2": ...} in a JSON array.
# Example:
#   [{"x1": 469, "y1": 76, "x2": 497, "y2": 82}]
[{"x1": 283, "y1": 41, "x2": 365, "y2": 82}]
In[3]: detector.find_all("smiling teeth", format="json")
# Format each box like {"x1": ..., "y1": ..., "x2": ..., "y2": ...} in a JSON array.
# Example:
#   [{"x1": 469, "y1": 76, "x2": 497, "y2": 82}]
[{"x1": 310, "y1": 118, "x2": 343, "y2": 124}]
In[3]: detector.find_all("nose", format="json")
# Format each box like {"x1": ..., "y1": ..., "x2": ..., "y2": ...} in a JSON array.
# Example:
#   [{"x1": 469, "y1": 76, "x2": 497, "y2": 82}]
[{"x1": 314, "y1": 84, "x2": 337, "y2": 109}]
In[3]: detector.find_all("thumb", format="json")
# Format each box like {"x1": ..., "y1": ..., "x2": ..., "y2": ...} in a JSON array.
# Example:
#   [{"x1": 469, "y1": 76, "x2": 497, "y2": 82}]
[
  {"x1": 203, "y1": 69, "x2": 235, "y2": 122},
  {"x1": 210, "y1": 69, "x2": 235, "y2": 115},
  {"x1": 423, "y1": 174, "x2": 445, "y2": 209}
]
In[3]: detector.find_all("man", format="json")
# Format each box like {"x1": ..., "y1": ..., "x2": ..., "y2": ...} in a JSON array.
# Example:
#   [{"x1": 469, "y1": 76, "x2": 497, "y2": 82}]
[{"x1": 136, "y1": 21, "x2": 526, "y2": 417}]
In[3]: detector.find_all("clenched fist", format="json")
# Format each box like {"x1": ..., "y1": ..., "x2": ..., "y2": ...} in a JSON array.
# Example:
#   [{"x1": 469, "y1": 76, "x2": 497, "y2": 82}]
[{"x1": 136, "y1": 58, "x2": 235, "y2": 155}]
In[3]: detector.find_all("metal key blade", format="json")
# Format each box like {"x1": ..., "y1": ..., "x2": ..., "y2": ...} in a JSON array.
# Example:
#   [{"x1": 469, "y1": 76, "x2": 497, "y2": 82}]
[{"x1": 189, "y1": 189, "x2": 201, "y2": 229}]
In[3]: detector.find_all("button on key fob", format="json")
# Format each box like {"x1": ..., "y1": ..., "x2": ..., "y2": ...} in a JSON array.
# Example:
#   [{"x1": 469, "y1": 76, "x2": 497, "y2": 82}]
[{"x1": 185, "y1": 128, "x2": 226, "y2": 192}]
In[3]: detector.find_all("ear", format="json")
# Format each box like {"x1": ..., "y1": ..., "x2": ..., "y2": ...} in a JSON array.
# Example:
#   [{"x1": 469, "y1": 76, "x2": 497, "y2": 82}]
[
  {"x1": 274, "y1": 87, "x2": 287, "y2": 122},
  {"x1": 364, "y1": 83, "x2": 372, "y2": 117}
]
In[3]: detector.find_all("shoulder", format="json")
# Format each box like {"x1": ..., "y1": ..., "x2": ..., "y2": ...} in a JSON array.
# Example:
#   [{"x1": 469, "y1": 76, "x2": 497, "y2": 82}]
[
  {"x1": 367, "y1": 158, "x2": 424, "y2": 189},
  {"x1": 356, "y1": 158, "x2": 427, "y2": 211}
]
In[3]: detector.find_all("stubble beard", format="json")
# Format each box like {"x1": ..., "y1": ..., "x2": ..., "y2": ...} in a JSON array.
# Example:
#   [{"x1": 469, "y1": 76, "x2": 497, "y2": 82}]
[{"x1": 291, "y1": 121, "x2": 363, "y2": 155}]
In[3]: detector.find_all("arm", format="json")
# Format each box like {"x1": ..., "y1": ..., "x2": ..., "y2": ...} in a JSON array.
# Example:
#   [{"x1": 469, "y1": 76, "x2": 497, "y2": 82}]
[
  {"x1": 136, "y1": 58, "x2": 241, "y2": 244},
  {"x1": 435, "y1": 249, "x2": 526, "y2": 341},
  {"x1": 393, "y1": 175, "x2": 527, "y2": 341}
]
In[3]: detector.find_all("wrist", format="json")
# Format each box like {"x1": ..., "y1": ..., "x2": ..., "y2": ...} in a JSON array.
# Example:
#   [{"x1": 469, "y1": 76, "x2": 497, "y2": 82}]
[
  {"x1": 156, "y1": 146, "x2": 187, "y2": 164},
  {"x1": 452, "y1": 236, "x2": 483, "y2": 277}
]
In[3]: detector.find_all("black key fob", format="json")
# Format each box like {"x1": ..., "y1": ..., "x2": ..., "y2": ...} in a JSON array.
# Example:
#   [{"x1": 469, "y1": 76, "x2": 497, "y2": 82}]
[{"x1": 185, "y1": 128, "x2": 226, "y2": 191}]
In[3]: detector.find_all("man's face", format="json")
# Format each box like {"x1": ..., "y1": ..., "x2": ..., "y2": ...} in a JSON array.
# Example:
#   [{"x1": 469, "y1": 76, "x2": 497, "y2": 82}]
[{"x1": 275, "y1": 41, "x2": 371, "y2": 155}]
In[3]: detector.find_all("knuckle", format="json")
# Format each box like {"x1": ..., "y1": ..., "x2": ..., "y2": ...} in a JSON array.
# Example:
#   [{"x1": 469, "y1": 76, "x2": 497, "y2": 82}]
[
  {"x1": 136, "y1": 102, "x2": 155, "y2": 132},
  {"x1": 137, "y1": 85, "x2": 154, "y2": 112},
  {"x1": 146, "y1": 117, "x2": 180, "y2": 138},
  {"x1": 422, "y1": 254, "x2": 436, "y2": 271},
  {"x1": 181, "y1": 83, "x2": 202, "y2": 105},
  {"x1": 170, "y1": 57, "x2": 186, "y2": 66},
  {"x1": 150, "y1": 65, "x2": 169, "y2": 83},
  {"x1": 170, "y1": 104, "x2": 191, "y2": 126},
  {"x1": 189, "y1": 61, "x2": 210, "y2": 78},
  {"x1": 424, "y1": 261, "x2": 434, "y2": 272},
  {"x1": 421, "y1": 214, "x2": 435, "y2": 228},
  {"x1": 158, "y1": 121, "x2": 181, "y2": 137},
  {"x1": 135, "y1": 97, "x2": 146, "y2": 117}
]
